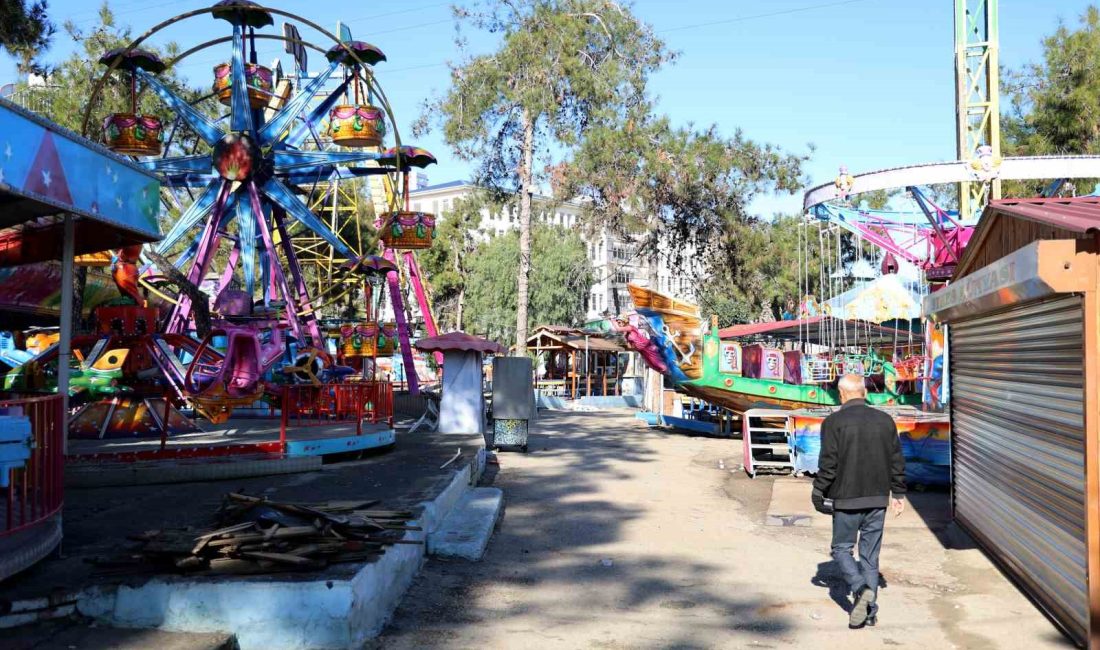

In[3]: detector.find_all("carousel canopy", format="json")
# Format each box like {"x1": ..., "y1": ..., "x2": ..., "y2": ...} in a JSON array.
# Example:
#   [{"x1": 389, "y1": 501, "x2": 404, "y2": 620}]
[
  {"x1": 211, "y1": 0, "x2": 274, "y2": 28},
  {"x1": 342, "y1": 254, "x2": 397, "y2": 276},
  {"x1": 377, "y1": 146, "x2": 436, "y2": 169},
  {"x1": 824, "y1": 273, "x2": 923, "y2": 322},
  {"x1": 325, "y1": 40, "x2": 387, "y2": 67},
  {"x1": 97, "y1": 48, "x2": 167, "y2": 73},
  {"x1": 416, "y1": 331, "x2": 507, "y2": 355}
]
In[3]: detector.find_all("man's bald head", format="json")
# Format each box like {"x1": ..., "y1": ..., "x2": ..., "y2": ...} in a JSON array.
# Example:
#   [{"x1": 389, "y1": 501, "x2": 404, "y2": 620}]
[{"x1": 838, "y1": 373, "x2": 867, "y2": 403}]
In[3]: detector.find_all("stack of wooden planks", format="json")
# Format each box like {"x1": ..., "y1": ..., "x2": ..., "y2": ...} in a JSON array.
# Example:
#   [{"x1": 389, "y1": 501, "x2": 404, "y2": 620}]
[{"x1": 93, "y1": 492, "x2": 421, "y2": 576}]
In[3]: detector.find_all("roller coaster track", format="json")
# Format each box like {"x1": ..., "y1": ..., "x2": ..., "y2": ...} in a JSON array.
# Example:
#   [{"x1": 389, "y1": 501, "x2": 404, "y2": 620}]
[{"x1": 803, "y1": 156, "x2": 1100, "y2": 212}]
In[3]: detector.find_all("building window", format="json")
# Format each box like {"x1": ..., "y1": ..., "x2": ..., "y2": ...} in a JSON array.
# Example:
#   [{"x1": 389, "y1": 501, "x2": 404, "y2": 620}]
[
  {"x1": 413, "y1": 202, "x2": 421, "y2": 211},
  {"x1": 432, "y1": 200, "x2": 439, "y2": 214}
]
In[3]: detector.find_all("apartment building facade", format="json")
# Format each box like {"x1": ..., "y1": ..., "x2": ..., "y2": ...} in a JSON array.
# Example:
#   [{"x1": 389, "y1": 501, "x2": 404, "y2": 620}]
[{"x1": 408, "y1": 180, "x2": 702, "y2": 321}]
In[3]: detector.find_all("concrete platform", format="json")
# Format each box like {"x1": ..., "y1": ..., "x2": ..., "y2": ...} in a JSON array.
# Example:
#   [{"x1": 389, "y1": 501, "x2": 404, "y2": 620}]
[
  {"x1": 765, "y1": 476, "x2": 951, "y2": 528},
  {"x1": 0, "y1": 514, "x2": 61, "y2": 582},
  {"x1": 2, "y1": 430, "x2": 488, "y2": 649},
  {"x1": 7, "y1": 619, "x2": 238, "y2": 650},
  {"x1": 68, "y1": 418, "x2": 395, "y2": 462},
  {"x1": 428, "y1": 487, "x2": 504, "y2": 561}
]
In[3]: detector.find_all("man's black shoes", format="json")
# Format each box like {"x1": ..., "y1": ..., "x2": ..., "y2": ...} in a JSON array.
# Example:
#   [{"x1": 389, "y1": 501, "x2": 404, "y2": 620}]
[{"x1": 849, "y1": 586, "x2": 875, "y2": 629}]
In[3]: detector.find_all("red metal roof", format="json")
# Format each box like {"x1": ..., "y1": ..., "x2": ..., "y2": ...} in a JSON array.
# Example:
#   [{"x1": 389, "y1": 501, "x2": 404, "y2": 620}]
[
  {"x1": 987, "y1": 196, "x2": 1100, "y2": 233},
  {"x1": 415, "y1": 331, "x2": 507, "y2": 354},
  {"x1": 717, "y1": 316, "x2": 914, "y2": 344},
  {"x1": 719, "y1": 316, "x2": 828, "y2": 338}
]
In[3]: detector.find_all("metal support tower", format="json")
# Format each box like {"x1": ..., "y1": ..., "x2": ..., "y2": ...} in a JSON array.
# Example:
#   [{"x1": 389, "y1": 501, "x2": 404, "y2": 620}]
[{"x1": 955, "y1": 0, "x2": 1001, "y2": 220}]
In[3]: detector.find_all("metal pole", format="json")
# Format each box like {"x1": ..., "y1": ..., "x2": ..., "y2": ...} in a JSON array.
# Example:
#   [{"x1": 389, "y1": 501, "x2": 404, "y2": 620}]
[
  {"x1": 585, "y1": 335, "x2": 590, "y2": 398},
  {"x1": 57, "y1": 214, "x2": 75, "y2": 454},
  {"x1": 955, "y1": 0, "x2": 1000, "y2": 220}
]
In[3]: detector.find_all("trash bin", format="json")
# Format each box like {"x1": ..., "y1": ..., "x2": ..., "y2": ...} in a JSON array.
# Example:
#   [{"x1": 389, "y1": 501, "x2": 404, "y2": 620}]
[{"x1": 488, "y1": 356, "x2": 533, "y2": 452}]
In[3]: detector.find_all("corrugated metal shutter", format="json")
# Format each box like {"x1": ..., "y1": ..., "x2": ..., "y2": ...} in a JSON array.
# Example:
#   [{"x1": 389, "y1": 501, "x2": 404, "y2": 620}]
[{"x1": 951, "y1": 294, "x2": 1087, "y2": 645}]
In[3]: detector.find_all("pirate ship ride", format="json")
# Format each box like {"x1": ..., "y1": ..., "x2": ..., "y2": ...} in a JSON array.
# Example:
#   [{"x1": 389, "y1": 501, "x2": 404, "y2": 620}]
[{"x1": 622, "y1": 283, "x2": 925, "y2": 414}]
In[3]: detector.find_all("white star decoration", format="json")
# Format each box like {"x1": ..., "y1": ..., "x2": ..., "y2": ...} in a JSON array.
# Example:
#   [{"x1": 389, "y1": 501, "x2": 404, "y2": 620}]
[
  {"x1": 116, "y1": 196, "x2": 124, "y2": 209},
  {"x1": 112, "y1": 171, "x2": 119, "y2": 184},
  {"x1": 3, "y1": 143, "x2": 10, "y2": 159},
  {"x1": 41, "y1": 169, "x2": 51, "y2": 188}
]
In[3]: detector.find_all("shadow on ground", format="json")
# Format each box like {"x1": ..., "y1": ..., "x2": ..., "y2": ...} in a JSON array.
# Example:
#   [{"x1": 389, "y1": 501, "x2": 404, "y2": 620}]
[{"x1": 372, "y1": 411, "x2": 792, "y2": 649}]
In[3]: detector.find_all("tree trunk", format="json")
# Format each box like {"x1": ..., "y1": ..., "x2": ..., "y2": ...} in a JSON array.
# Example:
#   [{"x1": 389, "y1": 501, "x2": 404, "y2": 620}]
[
  {"x1": 453, "y1": 240, "x2": 465, "y2": 331},
  {"x1": 645, "y1": 221, "x2": 659, "y2": 290},
  {"x1": 456, "y1": 285, "x2": 465, "y2": 331},
  {"x1": 515, "y1": 110, "x2": 535, "y2": 355},
  {"x1": 146, "y1": 250, "x2": 213, "y2": 338}
]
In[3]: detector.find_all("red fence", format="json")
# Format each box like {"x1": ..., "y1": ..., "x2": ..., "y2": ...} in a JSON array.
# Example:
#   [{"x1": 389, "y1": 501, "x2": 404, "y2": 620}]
[
  {"x1": 0, "y1": 394, "x2": 64, "y2": 537},
  {"x1": 280, "y1": 382, "x2": 394, "y2": 448}
]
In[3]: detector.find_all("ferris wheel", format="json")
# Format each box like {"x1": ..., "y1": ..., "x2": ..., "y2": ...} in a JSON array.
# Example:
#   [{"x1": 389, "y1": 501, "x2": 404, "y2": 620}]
[{"x1": 82, "y1": 1, "x2": 439, "y2": 392}]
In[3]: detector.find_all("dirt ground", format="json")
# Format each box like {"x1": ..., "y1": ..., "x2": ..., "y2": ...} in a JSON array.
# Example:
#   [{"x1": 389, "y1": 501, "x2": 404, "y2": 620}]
[{"x1": 371, "y1": 410, "x2": 1073, "y2": 650}]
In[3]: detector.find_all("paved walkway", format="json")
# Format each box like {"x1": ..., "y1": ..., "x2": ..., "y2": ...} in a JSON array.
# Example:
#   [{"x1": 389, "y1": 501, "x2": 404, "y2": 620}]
[{"x1": 374, "y1": 410, "x2": 1070, "y2": 650}]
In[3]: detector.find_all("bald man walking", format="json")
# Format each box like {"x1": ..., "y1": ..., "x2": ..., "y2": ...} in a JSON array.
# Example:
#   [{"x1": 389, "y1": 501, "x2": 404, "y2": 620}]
[{"x1": 812, "y1": 374, "x2": 906, "y2": 629}]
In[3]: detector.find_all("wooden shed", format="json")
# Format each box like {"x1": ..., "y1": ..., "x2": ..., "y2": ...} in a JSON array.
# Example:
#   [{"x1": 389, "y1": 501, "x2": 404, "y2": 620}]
[
  {"x1": 526, "y1": 326, "x2": 627, "y2": 398},
  {"x1": 924, "y1": 196, "x2": 1100, "y2": 648}
]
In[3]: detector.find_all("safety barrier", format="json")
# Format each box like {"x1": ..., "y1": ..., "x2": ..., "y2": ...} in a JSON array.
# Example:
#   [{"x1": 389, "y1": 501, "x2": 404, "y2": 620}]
[
  {"x1": 0, "y1": 394, "x2": 64, "y2": 537},
  {"x1": 280, "y1": 382, "x2": 394, "y2": 448}
]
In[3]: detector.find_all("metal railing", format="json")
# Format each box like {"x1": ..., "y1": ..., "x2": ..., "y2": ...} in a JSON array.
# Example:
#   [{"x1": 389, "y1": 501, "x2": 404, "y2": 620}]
[
  {"x1": 0, "y1": 394, "x2": 64, "y2": 536},
  {"x1": 280, "y1": 382, "x2": 394, "y2": 447}
]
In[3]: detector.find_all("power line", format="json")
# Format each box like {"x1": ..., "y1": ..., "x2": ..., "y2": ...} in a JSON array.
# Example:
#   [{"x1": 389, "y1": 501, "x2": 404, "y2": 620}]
[
  {"x1": 657, "y1": 0, "x2": 878, "y2": 34},
  {"x1": 362, "y1": 18, "x2": 453, "y2": 38},
  {"x1": 65, "y1": 0, "x2": 186, "y2": 29},
  {"x1": 340, "y1": 2, "x2": 452, "y2": 25}
]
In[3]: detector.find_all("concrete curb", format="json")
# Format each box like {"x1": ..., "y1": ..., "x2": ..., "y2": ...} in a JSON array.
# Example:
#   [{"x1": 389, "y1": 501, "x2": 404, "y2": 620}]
[
  {"x1": 66, "y1": 456, "x2": 322, "y2": 489},
  {"x1": 427, "y1": 487, "x2": 504, "y2": 560},
  {"x1": 9, "y1": 461, "x2": 482, "y2": 649}
]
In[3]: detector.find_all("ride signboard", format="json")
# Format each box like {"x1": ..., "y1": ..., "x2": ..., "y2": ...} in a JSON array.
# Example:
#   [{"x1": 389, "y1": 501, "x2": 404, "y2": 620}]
[{"x1": 0, "y1": 98, "x2": 160, "y2": 244}]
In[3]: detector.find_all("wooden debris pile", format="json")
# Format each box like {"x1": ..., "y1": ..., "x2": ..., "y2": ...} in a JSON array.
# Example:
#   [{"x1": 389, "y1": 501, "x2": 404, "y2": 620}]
[{"x1": 93, "y1": 492, "x2": 421, "y2": 576}]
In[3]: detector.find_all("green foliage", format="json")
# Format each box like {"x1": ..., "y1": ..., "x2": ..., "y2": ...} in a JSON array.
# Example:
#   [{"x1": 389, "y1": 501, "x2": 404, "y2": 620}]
[
  {"x1": 0, "y1": 0, "x2": 54, "y2": 74},
  {"x1": 13, "y1": 3, "x2": 213, "y2": 144},
  {"x1": 420, "y1": 0, "x2": 673, "y2": 192},
  {"x1": 464, "y1": 225, "x2": 592, "y2": 342},
  {"x1": 699, "y1": 215, "x2": 823, "y2": 325},
  {"x1": 419, "y1": 0, "x2": 673, "y2": 350},
  {"x1": 1002, "y1": 6, "x2": 1100, "y2": 196},
  {"x1": 1004, "y1": 6, "x2": 1100, "y2": 156},
  {"x1": 853, "y1": 189, "x2": 896, "y2": 211},
  {"x1": 419, "y1": 192, "x2": 491, "y2": 330},
  {"x1": 559, "y1": 107, "x2": 807, "y2": 268}
]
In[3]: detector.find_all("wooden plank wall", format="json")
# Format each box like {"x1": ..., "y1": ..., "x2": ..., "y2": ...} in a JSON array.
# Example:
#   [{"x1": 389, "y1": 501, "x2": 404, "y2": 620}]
[{"x1": 959, "y1": 216, "x2": 1082, "y2": 279}]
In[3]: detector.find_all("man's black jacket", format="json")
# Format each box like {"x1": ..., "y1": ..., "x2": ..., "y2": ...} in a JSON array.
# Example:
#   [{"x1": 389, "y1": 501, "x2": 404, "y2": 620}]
[{"x1": 811, "y1": 399, "x2": 906, "y2": 510}]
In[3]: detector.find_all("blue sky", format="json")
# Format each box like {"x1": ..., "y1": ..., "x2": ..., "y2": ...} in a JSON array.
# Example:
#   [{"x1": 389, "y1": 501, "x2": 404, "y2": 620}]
[{"x1": 0, "y1": 0, "x2": 1092, "y2": 217}]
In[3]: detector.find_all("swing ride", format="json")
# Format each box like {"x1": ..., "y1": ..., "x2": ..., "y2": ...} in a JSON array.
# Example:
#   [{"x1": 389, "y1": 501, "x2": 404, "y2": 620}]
[{"x1": 1, "y1": 2, "x2": 442, "y2": 450}]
